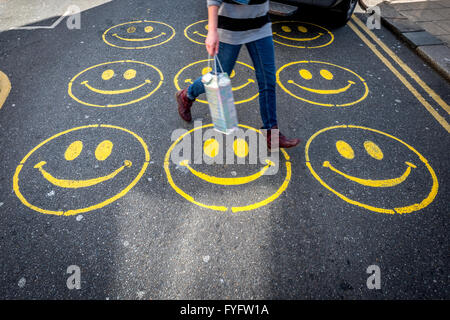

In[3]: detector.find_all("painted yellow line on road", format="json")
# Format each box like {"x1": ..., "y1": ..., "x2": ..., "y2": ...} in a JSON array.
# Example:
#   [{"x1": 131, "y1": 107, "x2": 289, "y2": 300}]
[
  {"x1": 348, "y1": 20, "x2": 450, "y2": 133},
  {"x1": 352, "y1": 15, "x2": 450, "y2": 115},
  {"x1": 0, "y1": 71, "x2": 11, "y2": 110}
]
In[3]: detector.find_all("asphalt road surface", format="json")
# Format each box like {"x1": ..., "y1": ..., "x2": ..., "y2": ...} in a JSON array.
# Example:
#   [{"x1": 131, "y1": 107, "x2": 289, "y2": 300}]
[{"x1": 0, "y1": 0, "x2": 449, "y2": 300}]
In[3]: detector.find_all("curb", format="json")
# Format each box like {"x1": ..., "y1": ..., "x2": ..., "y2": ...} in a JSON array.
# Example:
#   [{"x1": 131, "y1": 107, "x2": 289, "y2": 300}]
[
  {"x1": 374, "y1": 1, "x2": 450, "y2": 82},
  {"x1": 0, "y1": 71, "x2": 11, "y2": 110}
]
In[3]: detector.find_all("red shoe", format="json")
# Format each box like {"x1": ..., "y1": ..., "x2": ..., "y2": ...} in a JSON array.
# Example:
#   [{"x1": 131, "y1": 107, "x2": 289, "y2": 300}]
[
  {"x1": 176, "y1": 88, "x2": 194, "y2": 122},
  {"x1": 266, "y1": 125, "x2": 300, "y2": 150}
]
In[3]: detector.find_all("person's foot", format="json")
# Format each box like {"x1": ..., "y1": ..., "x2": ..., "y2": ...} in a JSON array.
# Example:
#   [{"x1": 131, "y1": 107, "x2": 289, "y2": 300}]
[
  {"x1": 266, "y1": 125, "x2": 301, "y2": 150},
  {"x1": 176, "y1": 88, "x2": 194, "y2": 122}
]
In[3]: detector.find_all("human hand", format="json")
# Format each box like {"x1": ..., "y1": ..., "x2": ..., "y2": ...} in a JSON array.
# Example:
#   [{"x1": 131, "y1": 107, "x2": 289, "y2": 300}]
[{"x1": 205, "y1": 30, "x2": 219, "y2": 56}]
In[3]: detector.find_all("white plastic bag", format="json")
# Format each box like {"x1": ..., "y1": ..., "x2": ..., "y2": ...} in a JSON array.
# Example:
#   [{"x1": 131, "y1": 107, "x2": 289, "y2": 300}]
[{"x1": 202, "y1": 56, "x2": 239, "y2": 135}]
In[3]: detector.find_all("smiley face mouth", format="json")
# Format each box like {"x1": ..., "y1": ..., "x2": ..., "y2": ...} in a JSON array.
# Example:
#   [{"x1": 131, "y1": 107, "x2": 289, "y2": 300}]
[
  {"x1": 34, "y1": 160, "x2": 132, "y2": 188},
  {"x1": 193, "y1": 31, "x2": 207, "y2": 38},
  {"x1": 112, "y1": 32, "x2": 166, "y2": 42},
  {"x1": 288, "y1": 79, "x2": 355, "y2": 94},
  {"x1": 272, "y1": 32, "x2": 323, "y2": 41},
  {"x1": 179, "y1": 159, "x2": 274, "y2": 185},
  {"x1": 184, "y1": 78, "x2": 255, "y2": 91},
  {"x1": 323, "y1": 161, "x2": 417, "y2": 187},
  {"x1": 81, "y1": 80, "x2": 151, "y2": 95}
]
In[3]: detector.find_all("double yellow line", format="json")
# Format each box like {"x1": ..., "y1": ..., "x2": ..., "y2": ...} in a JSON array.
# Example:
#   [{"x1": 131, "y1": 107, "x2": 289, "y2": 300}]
[{"x1": 349, "y1": 15, "x2": 450, "y2": 133}]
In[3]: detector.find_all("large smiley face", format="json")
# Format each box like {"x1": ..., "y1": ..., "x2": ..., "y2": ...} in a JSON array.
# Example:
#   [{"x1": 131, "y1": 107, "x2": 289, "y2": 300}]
[
  {"x1": 272, "y1": 21, "x2": 334, "y2": 49},
  {"x1": 305, "y1": 125, "x2": 438, "y2": 214},
  {"x1": 164, "y1": 124, "x2": 291, "y2": 212},
  {"x1": 13, "y1": 125, "x2": 150, "y2": 216},
  {"x1": 102, "y1": 20, "x2": 175, "y2": 49},
  {"x1": 68, "y1": 60, "x2": 163, "y2": 108},
  {"x1": 276, "y1": 61, "x2": 369, "y2": 107},
  {"x1": 174, "y1": 59, "x2": 259, "y2": 105},
  {"x1": 184, "y1": 19, "x2": 210, "y2": 45}
]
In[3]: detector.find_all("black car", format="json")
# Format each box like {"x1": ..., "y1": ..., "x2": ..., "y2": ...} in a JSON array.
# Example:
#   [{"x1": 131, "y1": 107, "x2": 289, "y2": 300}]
[{"x1": 273, "y1": 0, "x2": 359, "y2": 25}]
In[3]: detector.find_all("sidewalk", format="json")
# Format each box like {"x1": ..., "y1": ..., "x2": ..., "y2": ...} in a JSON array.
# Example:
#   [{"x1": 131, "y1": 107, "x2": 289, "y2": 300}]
[{"x1": 362, "y1": 0, "x2": 450, "y2": 81}]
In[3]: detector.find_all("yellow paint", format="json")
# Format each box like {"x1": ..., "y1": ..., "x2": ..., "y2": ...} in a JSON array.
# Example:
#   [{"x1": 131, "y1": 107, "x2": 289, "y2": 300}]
[
  {"x1": 299, "y1": 69, "x2": 312, "y2": 80},
  {"x1": 81, "y1": 79, "x2": 151, "y2": 95},
  {"x1": 352, "y1": 16, "x2": 450, "y2": 116},
  {"x1": 277, "y1": 61, "x2": 369, "y2": 107},
  {"x1": 179, "y1": 159, "x2": 274, "y2": 186},
  {"x1": 233, "y1": 139, "x2": 249, "y2": 158},
  {"x1": 320, "y1": 69, "x2": 333, "y2": 80},
  {"x1": 127, "y1": 26, "x2": 136, "y2": 33},
  {"x1": 34, "y1": 160, "x2": 131, "y2": 188},
  {"x1": 323, "y1": 160, "x2": 416, "y2": 187},
  {"x1": 272, "y1": 21, "x2": 334, "y2": 49},
  {"x1": 282, "y1": 25, "x2": 291, "y2": 33},
  {"x1": 68, "y1": 60, "x2": 163, "y2": 108},
  {"x1": 0, "y1": 70, "x2": 12, "y2": 110},
  {"x1": 112, "y1": 32, "x2": 166, "y2": 42},
  {"x1": 348, "y1": 20, "x2": 450, "y2": 133},
  {"x1": 202, "y1": 67, "x2": 212, "y2": 75},
  {"x1": 65, "y1": 141, "x2": 83, "y2": 161},
  {"x1": 103, "y1": 20, "x2": 175, "y2": 49},
  {"x1": 102, "y1": 69, "x2": 115, "y2": 81},
  {"x1": 184, "y1": 20, "x2": 209, "y2": 45},
  {"x1": 203, "y1": 138, "x2": 219, "y2": 158},
  {"x1": 287, "y1": 79, "x2": 355, "y2": 95},
  {"x1": 164, "y1": 124, "x2": 292, "y2": 212},
  {"x1": 13, "y1": 125, "x2": 150, "y2": 216},
  {"x1": 272, "y1": 32, "x2": 324, "y2": 42},
  {"x1": 305, "y1": 125, "x2": 438, "y2": 214},
  {"x1": 230, "y1": 70, "x2": 236, "y2": 78},
  {"x1": 336, "y1": 140, "x2": 354, "y2": 159},
  {"x1": 174, "y1": 59, "x2": 259, "y2": 105},
  {"x1": 364, "y1": 141, "x2": 383, "y2": 160},
  {"x1": 95, "y1": 140, "x2": 113, "y2": 161},
  {"x1": 123, "y1": 69, "x2": 137, "y2": 80}
]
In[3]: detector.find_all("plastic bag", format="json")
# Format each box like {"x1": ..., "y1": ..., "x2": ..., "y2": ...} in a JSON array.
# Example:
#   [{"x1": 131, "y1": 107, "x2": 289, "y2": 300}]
[{"x1": 202, "y1": 56, "x2": 239, "y2": 135}]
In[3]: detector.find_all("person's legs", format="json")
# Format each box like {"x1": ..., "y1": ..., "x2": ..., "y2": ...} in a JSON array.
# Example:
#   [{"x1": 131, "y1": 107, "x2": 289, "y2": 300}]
[
  {"x1": 246, "y1": 36, "x2": 300, "y2": 149},
  {"x1": 187, "y1": 41, "x2": 242, "y2": 100},
  {"x1": 245, "y1": 36, "x2": 277, "y2": 130}
]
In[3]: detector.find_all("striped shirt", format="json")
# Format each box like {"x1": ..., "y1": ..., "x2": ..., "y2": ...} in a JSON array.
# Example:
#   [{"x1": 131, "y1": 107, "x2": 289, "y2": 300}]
[{"x1": 207, "y1": 0, "x2": 272, "y2": 45}]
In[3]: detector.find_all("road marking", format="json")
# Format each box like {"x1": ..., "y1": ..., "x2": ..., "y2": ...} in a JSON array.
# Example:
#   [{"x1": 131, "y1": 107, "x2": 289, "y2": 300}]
[
  {"x1": 0, "y1": 71, "x2": 11, "y2": 110},
  {"x1": 352, "y1": 15, "x2": 450, "y2": 116},
  {"x1": 348, "y1": 20, "x2": 450, "y2": 133}
]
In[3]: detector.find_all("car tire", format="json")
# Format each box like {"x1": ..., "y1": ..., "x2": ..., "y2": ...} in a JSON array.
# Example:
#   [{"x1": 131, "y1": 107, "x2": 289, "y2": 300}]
[{"x1": 332, "y1": 0, "x2": 358, "y2": 26}]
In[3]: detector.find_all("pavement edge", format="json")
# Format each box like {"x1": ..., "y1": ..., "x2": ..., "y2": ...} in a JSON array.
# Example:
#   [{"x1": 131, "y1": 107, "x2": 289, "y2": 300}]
[{"x1": 376, "y1": 1, "x2": 450, "y2": 82}]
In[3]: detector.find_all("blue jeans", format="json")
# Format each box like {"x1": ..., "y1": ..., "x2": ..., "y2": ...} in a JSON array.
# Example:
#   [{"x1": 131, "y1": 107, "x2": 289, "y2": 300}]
[{"x1": 187, "y1": 36, "x2": 277, "y2": 129}]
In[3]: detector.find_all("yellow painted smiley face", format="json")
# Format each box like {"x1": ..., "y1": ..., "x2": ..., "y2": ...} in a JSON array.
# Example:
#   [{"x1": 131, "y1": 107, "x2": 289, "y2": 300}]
[
  {"x1": 164, "y1": 124, "x2": 291, "y2": 212},
  {"x1": 276, "y1": 61, "x2": 369, "y2": 107},
  {"x1": 174, "y1": 59, "x2": 259, "y2": 105},
  {"x1": 13, "y1": 125, "x2": 150, "y2": 216},
  {"x1": 184, "y1": 19, "x2": 210, "y2": 45},
  {"x1": 103, "y1": 20, "x2": 175, "y2": 49},
  {"x1": 305, "y1": 125, "x2": 438, "y2": 214},
  {"x1": 272, "y1": 21, "x2": 334, "y2": 49},
  {"x1": 68, "y1": 60, "x2": 163, "y2": 108}
]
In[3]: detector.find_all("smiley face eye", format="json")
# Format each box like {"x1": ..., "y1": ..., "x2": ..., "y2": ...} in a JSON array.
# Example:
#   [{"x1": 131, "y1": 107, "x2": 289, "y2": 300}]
[
  {"x1": 233, "y1": 139, "x2": 249, "y2": 158},
  {"x1": 281, "y1": 25, "x2": 292, "y2": 33},
  {"x1": 230, "y1": 70, "x2": 236, "y2": 78},
  {"x1": 320, "y1": 69, "x2": 333, "y2": 80},
  {"x1": 299, "y1": 69, "x2": 312, "y2": 80},
  {"x1": 102, "y1": 69, "x2": 115, "y2": 81},
  {"x1": 204, "y1": 139, "x2": 220, "y2": 158},
  {"x1": 144, "y1": 26, "x2": 153, "y2": 33},
  {"x1": 364, "y1": 141, "x2": 383, "y2": 160},
  {"x1": 205, "y1": 24, "x2": 209, "y2": 31},
  {"x1": 123, "y1": 69, "x2": 137, "y2": 80},
  {"x1": 65, "y1": 141, "x2": 83, "y2": 161},
  {"x1": 127, "y1": 26, "x2": 136, "y2": 33},
  {"x1": 95, "y1": 140, "x2": 113, "y2": 161},
  {"x1": 298, "y1": 26, "x2": 307, "y2": 33},
  {"x1": 336, "y1": 140, "x2": 354, "y2": 160},
  {"x1": 202, "y1": 66, "x2": 213, "y2": 75}
]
